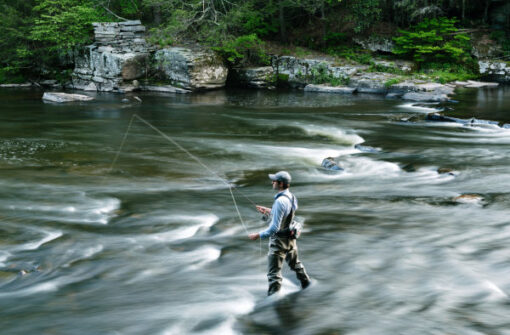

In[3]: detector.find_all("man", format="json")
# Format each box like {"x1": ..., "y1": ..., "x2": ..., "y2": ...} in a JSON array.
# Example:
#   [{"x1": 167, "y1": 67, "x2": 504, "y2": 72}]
[{"x1": 248, "y1": 171, "x2": 311, "y2": 296}]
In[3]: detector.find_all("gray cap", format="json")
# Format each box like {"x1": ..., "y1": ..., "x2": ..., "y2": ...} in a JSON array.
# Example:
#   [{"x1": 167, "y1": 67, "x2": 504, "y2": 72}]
[{"x1": 269, "y1": 171, "x2": 291, "y2": 184}]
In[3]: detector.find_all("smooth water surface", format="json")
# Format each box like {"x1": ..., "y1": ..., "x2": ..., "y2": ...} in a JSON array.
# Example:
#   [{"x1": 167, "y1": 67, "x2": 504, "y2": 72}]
[{"x1": 1, "y1": 86, "x2": 510, "y2": 334}]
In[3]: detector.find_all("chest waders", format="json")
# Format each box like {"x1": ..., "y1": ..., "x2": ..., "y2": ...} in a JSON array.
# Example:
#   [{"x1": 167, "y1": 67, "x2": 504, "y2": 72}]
[{"x1": 266, "y1": 192, "x2": 311, "y2": 296}]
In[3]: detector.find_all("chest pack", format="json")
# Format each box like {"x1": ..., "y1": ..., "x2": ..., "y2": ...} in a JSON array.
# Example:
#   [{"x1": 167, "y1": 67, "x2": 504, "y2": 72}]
[{"x1": 275, "y1": 193, "x2": 303, "y2": 239}]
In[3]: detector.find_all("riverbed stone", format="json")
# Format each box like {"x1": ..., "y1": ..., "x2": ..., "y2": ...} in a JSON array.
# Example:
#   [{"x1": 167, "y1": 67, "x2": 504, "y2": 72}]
[
  {"x1": 402, "y1": 92, "x2": 449, "y2": 102},
  {"x1": 304, "y1": 84, "x2": 356, "y2": 94},
  {"x1": 42, "y1": 92, "x2": 94, "y2": 103},
  {"x1": 140, "y1": 84, "x2": 191, "y2": 94},
  {"x1": 464, "y1": 80, "x2": 499, "y2": 88},
  {"x1": 0, "y1": 83, "x2": 33, "y2": 88}
]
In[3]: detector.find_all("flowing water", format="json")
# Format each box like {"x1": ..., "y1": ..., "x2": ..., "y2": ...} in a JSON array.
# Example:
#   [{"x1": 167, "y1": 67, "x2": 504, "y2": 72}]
[{"x1": 1, "y1": 86, "x2": 510, "y2": 335}]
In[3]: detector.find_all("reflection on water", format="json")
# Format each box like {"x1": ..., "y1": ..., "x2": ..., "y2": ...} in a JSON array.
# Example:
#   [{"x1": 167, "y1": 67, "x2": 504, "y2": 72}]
[{"x1": 1, "y1": 86, "x2": 510, "y2": 334}]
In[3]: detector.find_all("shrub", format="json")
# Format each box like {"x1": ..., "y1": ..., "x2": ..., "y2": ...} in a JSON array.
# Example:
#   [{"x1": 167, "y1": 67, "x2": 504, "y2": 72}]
[
  {"x1": 213, "y1": 34, "x2": 270, "y2": 66},
  {"x1": 308, "y1": 63, "x2": 350, "y2": 86},
  {"x1": 384, "y1": 78, "x2": 401, "y2": 88},
  {"x1": 393, "y1": 17, "x2": 473, "y2": 66}
]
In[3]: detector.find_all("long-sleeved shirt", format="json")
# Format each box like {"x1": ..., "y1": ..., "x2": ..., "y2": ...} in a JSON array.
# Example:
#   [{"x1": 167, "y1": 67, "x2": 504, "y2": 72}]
[{"x1": 259, "y1": 189, "x2": 298, "y2": 239}]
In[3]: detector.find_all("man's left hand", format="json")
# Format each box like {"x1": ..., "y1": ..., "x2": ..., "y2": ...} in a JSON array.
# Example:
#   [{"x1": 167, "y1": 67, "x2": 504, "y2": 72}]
[{"x1": 248, "y1": 233, "x2": 260, "y2": 240}]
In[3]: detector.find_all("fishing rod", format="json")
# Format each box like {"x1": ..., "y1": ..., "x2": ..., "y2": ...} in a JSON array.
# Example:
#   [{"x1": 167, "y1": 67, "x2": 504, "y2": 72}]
[
  {"x1": 110, "y1": 113, "x2": 263, "y2": 233},
  {"x1": 131, "y1": 114, "x2": 258, "y2": 206}
]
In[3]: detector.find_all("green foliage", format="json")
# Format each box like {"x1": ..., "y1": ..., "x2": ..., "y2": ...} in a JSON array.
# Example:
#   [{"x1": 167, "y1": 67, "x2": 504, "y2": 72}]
[
  {"x1": 213, "y1": 34, "x2": 270, "y2": 66},
  {"x1": 324, "y1": 32, "x2": 347, "y2": 47},
  {"x1": 368, "y1": 62, "x2": 406, "y2": 75},
  {"x1": 30, "y1": 0, "x2": 108, "y2": 51},
  {"x1": 491, "y1": 30, "x2": 510, "y2": 56},
  {"x1": 347, "y1": 0, "x2": 382, "y2": 33},
  {"x1": 326, "y1": 46, "x2": 372, "y2": 64},
  {"x1": 306, "y1": 63, "x2": 350, "y2": 86},
  {"x1": 384, "y1": 78, "x2": 401, "y2": 88},
  {"x1": 419, "y1": 62, "x2": 479, "y2": 83},
  {"x1": 393, "y1": 17, "x2": 473, "y2": 66}
]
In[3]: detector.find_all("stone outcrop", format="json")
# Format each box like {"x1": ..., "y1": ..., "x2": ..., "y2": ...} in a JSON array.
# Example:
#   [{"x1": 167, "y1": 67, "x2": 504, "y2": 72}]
[
  {"x1": 353, "y1": 37, "x2": 394, "y2": 53},
  {"x1": 273, "y1": 56, "x2": 363, "y2": 89},
  {"x1": 153, "y1": 48, "x2": 228, "y2": 90},
  {"x1": 231, "y1": 66, "x2": 275, "y2": 89},
  {"x1": 72, "y1": 21, "x2": 149, "y2": 92},
  {"x1": 42, "y1": 92, "x2": 94, "y2": 103},
  {"x1": 478, "y1": 61, "x2": 510, "y2": 82},
  {"x1": 304, "y1": 84, "x2": 355, "y2": 94}
]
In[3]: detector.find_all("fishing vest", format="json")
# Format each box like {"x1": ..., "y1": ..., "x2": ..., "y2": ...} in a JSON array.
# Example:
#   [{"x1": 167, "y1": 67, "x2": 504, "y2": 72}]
[{"x1": 274, "y1": 192, "x2": 302, "y2": 239}]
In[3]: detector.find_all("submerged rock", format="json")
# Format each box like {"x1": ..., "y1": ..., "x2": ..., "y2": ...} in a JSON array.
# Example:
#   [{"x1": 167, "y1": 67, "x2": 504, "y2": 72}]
[
  {"x1": 453, "y1": 194, "x2": 485, "y2": 205},
  {"x1": 437, "y1": 168, "x2": 457, "y2": 176},
  {"x1": 0, "y1": 83, "x2": 32, "y2": 88},
  {"x1": 42, "y1": 92, "x2": 94, "y2": 103},
  {"x1": 321, "y1": 157, "x2": 344, "y2": 172},
  {"x1": 354, "y1": 144, "x2": 381, "y2": 153},
  {"x1": 426, "y1": 113, "x2": 500, "y2": 127},
  {"x1": 403, "y1": 92, "x2": 449, "y2": 102},
  {"x1": 140, "y1": 85, "x2": 191, "y2": 94}
]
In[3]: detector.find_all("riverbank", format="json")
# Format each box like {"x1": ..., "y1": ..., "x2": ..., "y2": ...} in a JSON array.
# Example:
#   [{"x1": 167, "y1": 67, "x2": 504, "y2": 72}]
[{"x1": 1, "y1": 20, "x2": 507, "y2": 103}]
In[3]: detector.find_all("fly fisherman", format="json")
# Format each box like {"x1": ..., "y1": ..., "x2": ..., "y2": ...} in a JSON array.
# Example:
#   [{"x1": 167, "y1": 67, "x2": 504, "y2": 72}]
[{"x1": 248, "y1": 171, "x2": 311, "y2": 296}]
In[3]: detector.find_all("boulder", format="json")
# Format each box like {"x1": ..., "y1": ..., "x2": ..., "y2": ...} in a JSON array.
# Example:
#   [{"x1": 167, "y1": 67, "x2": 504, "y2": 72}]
[
  {"x1": 372, "y1": 59, "x2": 415, "y2": 74},
  {"x1": 72, "y1": 21, "x2": 150, "y2": 92},
  {"x1": 321, "y1": 157, "x2": 344, "y2": 172},
  {"x1": 402, "y1": 92, "x2": 449, "y2": 102},
  {"x1": 0, "y1": 83, "x2": 32, "y2": 88},
  {"x1": 232, "y1": 66, "x2": 274, "y2": 89},
  {"x1": 354, "y1": 144, "x2": 381, "y2": 153},
  {"x1": 304, "y1": 84, "x2": 356, "y2": 94},
  {"x1": 140, "y1": 85, "x2": 191, "y2": 94},
  {"x1": 353, "y1": 37, "x2": 394, "y2": 53},
  {"x1": 42, "y1": 92, "x2": 94, "y2": 103},
  {"x1": 478, "y1": 60, "x2": 510, "y2": 83},
  {"x1": 153, "y1": 47, "x2": 228, "y2": 90},
  {"x1": 73, "y1": 48, "x2": 149, "y2": 92},
  {"x1": 464, "y1": 80, "x2": 499, "y2": 88},
  {"x1": 453, "y1": 194, "x2": 485, "y2": 206},
  {"x1": 273, "y1": 56, "x2": 361, "y2": 89}
]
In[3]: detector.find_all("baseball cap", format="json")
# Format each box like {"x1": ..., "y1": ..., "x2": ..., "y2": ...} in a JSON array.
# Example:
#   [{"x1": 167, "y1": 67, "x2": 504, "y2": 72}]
[{"x1": 268, "y1": 171, "x2": 291, "y2": 184}]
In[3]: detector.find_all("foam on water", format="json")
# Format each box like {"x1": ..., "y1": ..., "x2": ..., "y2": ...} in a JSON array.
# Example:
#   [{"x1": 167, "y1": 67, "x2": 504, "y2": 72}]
[
  {"x1": 0, "y1": 282, "x2": 59, "y2": 298},
  {"x1": 397, "y1": 102, "x2": 442, "y2": 113},
  {"x1": 161, "y1": 294, "x2": 255, "y2": 335},
  {"x1": 0, "y1": 250, "x2": 10, "y2": 267},
  {"x1": 293, "y1": 122, "x2": 364, "y2": 145},
  {"x1": 14, "y1": 230, "x2": 63, "y2": 252},
  {"x1": 62, "y1": 244, "x2": 104, "y2": 268},
  {"x1": 3, "y1": 195, "x2": 120, "y2": 225},
  {"x1": 247, "y1": 143, "x2": 359, "y2": 165},
  {"x1": 312, "y1": 155, "x2": 401, "y2": 181},
  {"x1": 148, "y1": 214, "x2": 219, "y2": 242}
]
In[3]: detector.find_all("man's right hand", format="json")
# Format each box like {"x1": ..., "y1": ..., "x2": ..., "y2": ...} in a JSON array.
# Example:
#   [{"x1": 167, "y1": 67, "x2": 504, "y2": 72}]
[{"x1": 256, "y1": 205, "x2": 271, "y2": 215}]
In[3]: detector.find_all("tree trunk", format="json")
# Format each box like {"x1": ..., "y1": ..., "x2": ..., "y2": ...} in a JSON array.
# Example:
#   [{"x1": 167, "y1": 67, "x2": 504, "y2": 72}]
[
  {"x1": 483, "y1": 0, "x2": 490, "y2": 24},
  {"x1": 320, "y1": 0, "x2": 326, "y2": 49},
  {"x1": 153, "y1": 5, "x2": 161, "y2": 26},
  {"x1": 279, "y1": 0, "x2": 287, "y2": 43},
  {"x1": 462, "y1": 0, "x2": 466, "y2": 22}
]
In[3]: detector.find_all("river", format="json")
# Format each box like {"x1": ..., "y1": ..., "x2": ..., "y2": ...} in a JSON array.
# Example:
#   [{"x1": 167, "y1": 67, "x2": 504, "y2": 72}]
[{"x1": 1, "y1": 86, "x2": 510, "y2": 335}]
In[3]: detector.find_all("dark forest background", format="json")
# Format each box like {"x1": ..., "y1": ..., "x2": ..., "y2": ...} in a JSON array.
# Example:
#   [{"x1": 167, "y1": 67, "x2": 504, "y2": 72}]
[{"x1": 1, "y1": 0, "x2": 509, "y2": 83}]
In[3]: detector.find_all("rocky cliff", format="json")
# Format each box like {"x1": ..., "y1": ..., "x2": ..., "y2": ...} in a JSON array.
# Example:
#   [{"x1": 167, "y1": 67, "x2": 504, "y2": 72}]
[{"x1": 72, "y1": 21, "x2": 228, "y2": 93}]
